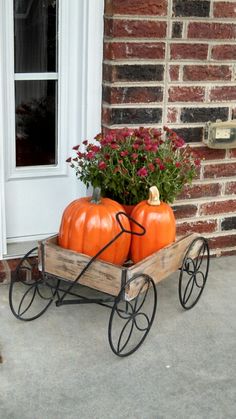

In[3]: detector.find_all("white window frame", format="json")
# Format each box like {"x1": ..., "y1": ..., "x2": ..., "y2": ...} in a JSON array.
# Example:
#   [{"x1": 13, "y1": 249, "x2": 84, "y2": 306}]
[{"x1": 0, "y1": 0, "x2": 104, "y2": 258}]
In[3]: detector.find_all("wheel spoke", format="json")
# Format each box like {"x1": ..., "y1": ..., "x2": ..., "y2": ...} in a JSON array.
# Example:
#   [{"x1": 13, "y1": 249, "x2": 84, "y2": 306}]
[
  {"x1": 117, "y1": 318, "x2": 134, "y2": 354},
  {"x1": 36, "y1": 284, "x2": 55, "y2": 301},
  {"x1": 18, "y1": 284, "x2": 37, "y2": 317},
  {"x1": 183, "y1": 275, "x2": 195, "y2": 305},
  {"x1": 133, "y1": 312, "x2": 150, "y2": 332},
  {"x1": 115, "y1": 301, "x2": 134, "y2": 319},
  {"x1": 194, "y1": 271, "x2": 205, "y2": 288}
]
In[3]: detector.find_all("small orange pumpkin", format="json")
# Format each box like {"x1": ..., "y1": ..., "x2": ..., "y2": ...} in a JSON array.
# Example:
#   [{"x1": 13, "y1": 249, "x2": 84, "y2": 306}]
[
  {"x1": 130, "y1": 186, "x2": 176, "y2": 263},
  {"x1": 58, "y1": 187, "x2": 131, "y2": 265}
]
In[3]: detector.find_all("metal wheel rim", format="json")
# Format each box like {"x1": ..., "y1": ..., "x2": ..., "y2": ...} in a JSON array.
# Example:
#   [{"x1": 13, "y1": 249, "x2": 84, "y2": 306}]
[
  {"x1": 179, "y1": 237, "x2": 210, "y2": 310},
  {"x1": 108, "y1": 274, "x2": 157, "y2": 357},
  {"x1": 9, "y1": 247, "x2": 59, "y2": 321}
]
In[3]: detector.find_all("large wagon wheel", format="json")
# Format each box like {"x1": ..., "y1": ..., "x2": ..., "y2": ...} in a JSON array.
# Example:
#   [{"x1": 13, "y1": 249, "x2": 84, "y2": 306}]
[
  {"x1": 108, "y1": 274, "x2": 157, "y2": 357},
  {"x1": 9, "y1": 247, "x2": 59, "y2": 321},
  {"x1": 179, "y1": 237, "x2": 210, "y2": 310}
]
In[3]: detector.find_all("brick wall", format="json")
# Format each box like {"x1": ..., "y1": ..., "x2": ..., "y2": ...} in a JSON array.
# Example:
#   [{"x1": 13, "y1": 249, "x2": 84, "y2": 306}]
[{"x1": 102, "y1": 0, "x2": 236, "y2": 257}]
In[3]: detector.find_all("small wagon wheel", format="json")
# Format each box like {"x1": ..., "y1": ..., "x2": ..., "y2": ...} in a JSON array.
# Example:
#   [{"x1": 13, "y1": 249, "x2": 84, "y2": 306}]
[
  {"x1": 179, "y1": 237, "x2": 210, "y2": 310},
  {"x1": 9, "y1": 247, "x2": 59, "y2": 321},
  {"x1": 108, "y1": 273, "x2": 157, "y2": 357}
]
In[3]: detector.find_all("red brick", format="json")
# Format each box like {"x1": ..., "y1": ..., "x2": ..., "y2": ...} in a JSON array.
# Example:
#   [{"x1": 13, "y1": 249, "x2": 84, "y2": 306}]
[
  {"x1": 204, "y1": 162, "x2": 236, "y2": 178},
  {"x1": 103, "y1": 86, "x2": 163, "y2": 104},
  {"x1": 213, "y1": 2, "x2": 236, "y2": 18},
  {"x1": 104, "y1": 42, "x2": 165, "y2": 59},
  {"x1": 170, "y1": 43, "x2": 208, "y2": 60},
  {"x1": 102, "y1": 107, "x2": 111, "y2": 125},
  {"x1": 169, "y1": 65, "x2": 179, "y2": 81},
  {"x1": 177, "y1": 220, "x2": 217, "y2": 236},
  {"x1": 167, "y1": 107, "x2": 178, "y2": 123},
  {"x1": 103, "y1": 64, "x2": 164, "y2": 83},
  {"x1": 0, "y1": 266, "x2": 7, "y2": 282},
  {"x1": 105, "y1": 0, "x2": 168, "y2": 16},
  {"x1": 229, "y1": 149, "x2": 236, "y2": 158},
  {"x1": 200, "y1": 199, "x2": 236, "y2": 215},
  {"x1": 220, "y1": 249, "x2": 236, "y2": 256},
  {"x1": 210, "y1": 86, "x2": 236, "y2": 101},
  {"x1": 211, "y1": 45, "x2": 236, "y2": 60},
  {"x1": 208, "y1": 234, "x2": 236, "y2": 249},
  {"x1": 183, "y1": 65, "x2": 232, "y2": 81},
  {"x1": 7, "y1": 259, "x2": 21, "y2": 272},
  {"x1": 188, "y1": 22, "x2": 236, "y2": 39},
  {"x1": 190, "y1": 146, "x2": 226, "y2": 160},
  {"x1": 225, "y1": 181, "x2": 236, "y2": 195},
  {"x1": 168, "y1": 86, "x2": 205, "y2": 102},
  {"x1": 178, "y1": 183, "x2": 222, "y2": 199},
  {"x1": 105, "y1": 19, "x2": 167, "y2": 38},
  {"x1": 172, "y1": 204, "x2": 198, "y2": 219},
  {"x1": 0, "y1": 272, "x2": 7, "y2": 282}
]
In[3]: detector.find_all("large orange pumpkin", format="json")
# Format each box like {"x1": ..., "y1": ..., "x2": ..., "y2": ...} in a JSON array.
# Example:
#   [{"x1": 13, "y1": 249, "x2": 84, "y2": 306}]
[
  {"x1": 58, "y1": 187, "x2": 131, "y2": 265},
  {"x1": 130, "y1": 186, "x2": 176, "y2": 263}
]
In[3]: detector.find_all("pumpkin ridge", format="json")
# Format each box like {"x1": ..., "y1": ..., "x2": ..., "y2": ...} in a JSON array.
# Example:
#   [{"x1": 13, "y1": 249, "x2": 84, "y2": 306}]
[{"x1": 70, "y1": 202, "x2": 87, "y2": 252}]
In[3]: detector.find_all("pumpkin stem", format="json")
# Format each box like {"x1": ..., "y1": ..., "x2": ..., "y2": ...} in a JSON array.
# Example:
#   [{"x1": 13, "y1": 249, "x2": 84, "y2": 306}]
[
  {"x1": 148, "y1": 186, "x2": 161, "y2": 206},
  {"x1": 90, "y1": 187, "x2": 102, "y2": 204}
]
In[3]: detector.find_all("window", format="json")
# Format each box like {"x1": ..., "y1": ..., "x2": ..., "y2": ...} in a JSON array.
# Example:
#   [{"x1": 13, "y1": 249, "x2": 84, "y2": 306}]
[{"x1": 14, "y1": 0, "x2": 58, "y2": 166}]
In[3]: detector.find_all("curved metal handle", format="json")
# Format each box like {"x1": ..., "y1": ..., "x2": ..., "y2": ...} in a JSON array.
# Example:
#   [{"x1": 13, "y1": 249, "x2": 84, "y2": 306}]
[{"x1": 116, "y1": 211, "x2": 146, "y2": 236}]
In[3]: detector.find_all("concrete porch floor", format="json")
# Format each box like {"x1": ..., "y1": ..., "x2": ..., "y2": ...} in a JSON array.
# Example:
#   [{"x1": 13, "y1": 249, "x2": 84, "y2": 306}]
[{"x1": 0, "y1": 256, "x2": 236, "y2": 419}]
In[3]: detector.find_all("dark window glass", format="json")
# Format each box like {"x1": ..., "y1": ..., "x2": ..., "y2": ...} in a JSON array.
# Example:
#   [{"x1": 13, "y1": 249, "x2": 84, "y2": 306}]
[
  {"x1": 14, "y1": 0, "x2": 57, "y2": 72},
  {"x1": 15, "y1": 80, "x2": 57, "y2": 166}
]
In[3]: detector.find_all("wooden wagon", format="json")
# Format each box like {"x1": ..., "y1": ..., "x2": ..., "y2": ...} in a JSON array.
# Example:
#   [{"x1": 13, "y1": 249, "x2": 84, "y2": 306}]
[{"x1": 9, "y1": 212, "x2": 210, "y2": 357}]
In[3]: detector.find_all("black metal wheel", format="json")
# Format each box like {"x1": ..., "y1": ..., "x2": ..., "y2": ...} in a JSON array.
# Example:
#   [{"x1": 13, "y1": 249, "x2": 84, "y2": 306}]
[
  {"x1": 179, "y1": 237, "x2": 210, "y2": 310},
  {"x1": 9, "y1": 247, "x2": 59, "y2": 321},
  {"x1": 108, "y1": 274, "x2": 157, "y2": 357}
]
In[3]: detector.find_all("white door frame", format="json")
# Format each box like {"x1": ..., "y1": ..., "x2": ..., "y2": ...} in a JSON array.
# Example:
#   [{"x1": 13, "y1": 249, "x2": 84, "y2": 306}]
[{"x1": 0, "y1": 0, "x2": 104, "y2": 259}]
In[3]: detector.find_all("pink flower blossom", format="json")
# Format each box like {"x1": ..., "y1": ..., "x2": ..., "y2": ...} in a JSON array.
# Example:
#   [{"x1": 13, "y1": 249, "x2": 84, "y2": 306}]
[
  {"x1": 90, "y1": 145, "x2": 100, "y2": 153},
  {"x1": 86, "y1": 151, "x2": 96, "y2": 160},
  {"x1": 72, "y1": 145, "x2": 80, "y2": 150},
  {"x1": 94, "y1": 133, "x2": 102, "y2": 141},
  {"x1": 120, "y1": 150, "x2": 129, "y2": 157},
  {"x1": 98, "y1": 161, "x2": 107, "y2": 170},
  {"x1": 174, "y1": 138, "x2": 185, "y2": 148},
  {"x1": 148, "y1": 163, "x2": 155, "y2": 172},
  {"x1": 144, "y1": 144, "x2": 152, "y2": 151},
  {"x1": 77, "y1": 152, "x2": 85, "y2": 158},
  {"x1": 111, "y1": 143, "x2": 119, "y2": 150},
  {"x1": 137, "y1": 167, "x2": 148, "y2": 177},
  {"x1": 66, "y1": 157, "x2": 72, "y2": 162},
  {"x1": 151, "y1": 144, "x2": 158, "y2": 152},
  {"x1": 105, "y1": 134, "x2": 115, "y2": 144}
]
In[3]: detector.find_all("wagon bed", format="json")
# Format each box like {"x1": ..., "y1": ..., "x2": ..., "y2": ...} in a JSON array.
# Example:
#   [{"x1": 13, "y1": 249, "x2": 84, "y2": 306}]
[{"x1": 40, "y1": 233, "x2": 204, "y2": 300}]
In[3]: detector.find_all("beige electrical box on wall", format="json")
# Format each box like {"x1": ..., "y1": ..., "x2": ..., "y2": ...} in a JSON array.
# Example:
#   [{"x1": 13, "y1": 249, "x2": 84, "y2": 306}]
[{"x1": 203, "y1": 120, "x2": 236, "y2": 149}]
